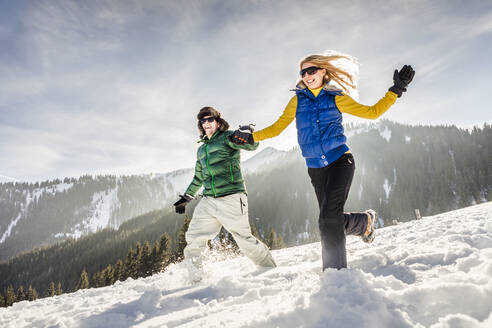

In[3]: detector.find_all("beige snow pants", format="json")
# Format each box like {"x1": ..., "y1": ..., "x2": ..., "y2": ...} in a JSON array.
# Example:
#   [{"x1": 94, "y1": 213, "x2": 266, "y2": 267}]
[{"x1": 184, "y1": 193, "x2": 272, "y2": 266}]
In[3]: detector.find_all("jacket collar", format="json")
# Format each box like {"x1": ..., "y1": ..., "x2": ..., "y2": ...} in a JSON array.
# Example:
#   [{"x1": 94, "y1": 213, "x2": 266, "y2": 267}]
[
  {"x1": 199, "y1": 130, "x2": 222, "y2": 143},
  {"x1": 293, "y1": 83, "x2": 343, "y2": 98}
]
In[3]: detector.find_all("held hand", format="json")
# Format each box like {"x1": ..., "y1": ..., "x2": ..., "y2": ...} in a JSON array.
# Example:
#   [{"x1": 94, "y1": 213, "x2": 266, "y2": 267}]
[
  {"x1": 173, "y1": 194, "x2": 193, "y2": 214},
  {"x1": 389, "y1": 65, "x2": 415, "y2": 97},
  {"x1": 228, "y1": 124, "x2": 256, "y2": 145}
]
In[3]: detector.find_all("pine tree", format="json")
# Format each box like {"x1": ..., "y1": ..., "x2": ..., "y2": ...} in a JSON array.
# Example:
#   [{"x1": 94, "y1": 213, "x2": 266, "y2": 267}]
[
  {"x1": 129, "y1": 242, "x2": 142, "y2": 280},
  {"x1": 103, "y1": 264, "x2": 115, "y2": 286},
  {"x1": 266, "y1": 228, "x2": 275, "y2": 249},
  {"x1": 27, "y1": 285, "x2": 38, "y2": 301},
  {"x1": 5, "y1": 285, "x2": 16, "y2": 306},
  {"x1": 266, "y1": 228, "x2": 285, "y2": 250},
  {"x1": 46, "y1": 282, "x2": 56, "y2": 297},
  {"x1": 114, "y1": 259, "x2": 124, "y2": 282},
  {"x1": 16, "y1": 286, "x2": 26, "y2": 302},
  {"x1": 0, "y1": 292, "x2": 5, "y2": 307},
  {"x1": 76, "y1": 269, "x2": 90, "y2": 290},
  {"x1": 139, "y1": 241, "x2": 152, "y2": 278},
  {"x1": 91, "y1": 271, "x2": 105, "y2": 288},
  {"x1": 56, "y1": 282, "x2": 63, "y2": 295},
  {"x1": 151, "y1": 241, "x2": 160, "y2": 274},
  {"x1": 250, "y1": 222, "x2": 262, "y2": 241},
  {"x1": 90, "y1": 272, "x2": 98, "y2": 288},
  {"x1": 158, "y1": 233, "x2": 171, "y2": 272},
  {"x1": 91, "y1": 272, "x2": 99, "y2": 288},
  {"x1": 274, "y1": 232, "x2": 285, "y2": 250},
  {"x1": 176, "y1": 215, "x2": 191, "y2": 262},
  {"x1": 124, "y1": 247, "x2": 135, "y2": 280}
]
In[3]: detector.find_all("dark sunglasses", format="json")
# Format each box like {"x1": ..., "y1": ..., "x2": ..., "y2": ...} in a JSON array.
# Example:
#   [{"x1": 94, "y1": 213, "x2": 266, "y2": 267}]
[
  {"x1": 199, "y1": 117, "x2": 216, "y2": 124},
  {"x1": 300, "y1": 66, "x2": 322, "y2": 77}
]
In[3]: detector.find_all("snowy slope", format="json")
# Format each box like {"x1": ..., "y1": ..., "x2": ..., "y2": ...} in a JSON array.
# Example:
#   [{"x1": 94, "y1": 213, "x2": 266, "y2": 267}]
[
  {"x1": 0, "y1": 147, "x2": 288, "y2": 247},
  {"x1": 0, "y1": 174, "x2": 18, "y2": 183},
  {"x1": 242, "y1": 147, "x2": 288, "y2": 174},
  {"x1": 0, "y1": 185, "x2": 54, "y2": 243},
  {"x1": 2, "y1": 202, "x2": 491, "y2": 327}
]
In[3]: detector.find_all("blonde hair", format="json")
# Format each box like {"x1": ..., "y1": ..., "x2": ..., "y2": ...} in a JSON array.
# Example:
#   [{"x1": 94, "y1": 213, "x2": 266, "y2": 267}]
[{"x1": 297, "y1": 54, "x2": 357, "y2": 93}]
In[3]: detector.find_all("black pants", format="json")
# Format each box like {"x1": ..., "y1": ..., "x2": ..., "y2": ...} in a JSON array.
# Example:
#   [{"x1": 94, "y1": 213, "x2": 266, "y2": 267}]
[{"x1": 308, "y1": 153, "x2": 368, "y2": 270}]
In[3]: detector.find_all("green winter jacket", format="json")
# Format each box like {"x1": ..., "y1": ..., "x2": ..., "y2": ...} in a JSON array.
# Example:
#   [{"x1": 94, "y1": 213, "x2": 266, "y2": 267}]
[{"x1": 185, "y1": 130, "x2": 258, "y2": 197}]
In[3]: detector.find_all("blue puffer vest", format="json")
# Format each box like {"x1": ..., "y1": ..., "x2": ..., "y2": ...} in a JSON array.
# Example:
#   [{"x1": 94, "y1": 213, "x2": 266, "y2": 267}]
[{"x1": 295, "y1": 86, "x2": 349, "y2": 168}]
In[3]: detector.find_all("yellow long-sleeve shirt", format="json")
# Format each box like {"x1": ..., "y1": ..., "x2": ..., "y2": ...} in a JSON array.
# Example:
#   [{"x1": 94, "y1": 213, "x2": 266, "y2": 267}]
[{"x1": 253, "y1": 89, "x2": 398, "y2": 142}]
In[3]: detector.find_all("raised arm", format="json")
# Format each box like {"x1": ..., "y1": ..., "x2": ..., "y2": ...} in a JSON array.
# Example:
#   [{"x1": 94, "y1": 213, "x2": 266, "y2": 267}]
[
  {"x1": 335, "y1": 91, "x2": 397, "y2": 119},
  {"x1": 336, "y1": 65, "x2": 415, "y2": 119}
]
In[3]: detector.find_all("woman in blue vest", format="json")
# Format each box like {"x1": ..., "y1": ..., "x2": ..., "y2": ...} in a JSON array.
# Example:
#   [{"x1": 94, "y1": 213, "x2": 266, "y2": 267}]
[{"x1": 230, "y1": 53, "x2": 414, "y2": 270}]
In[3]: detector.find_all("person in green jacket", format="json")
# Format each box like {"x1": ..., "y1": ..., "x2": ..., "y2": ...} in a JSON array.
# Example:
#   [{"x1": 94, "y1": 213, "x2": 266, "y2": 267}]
[{"x1": 174, "y1": 106, "x2": 276, "y2": 280}]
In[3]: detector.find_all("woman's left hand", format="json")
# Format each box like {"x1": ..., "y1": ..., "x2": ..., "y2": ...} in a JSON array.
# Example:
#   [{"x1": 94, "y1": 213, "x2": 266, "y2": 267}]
[
  {"x1": 389, "y1": 65, "x2": 415, "y2": 97},
  {"x1": 229, "y1": 125, "x2": 255, "y2": 145}
]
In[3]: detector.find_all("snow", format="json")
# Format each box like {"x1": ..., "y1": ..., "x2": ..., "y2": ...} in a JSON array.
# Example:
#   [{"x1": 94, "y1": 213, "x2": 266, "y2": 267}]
[
  {"x1": 57, "y1": 187, "x2": 120, "y2": 239},
  {"x1": 242, "y1": 147, "x2": 287, "y2": 174},
  {"x1": 0, "y1": 187, "x2": 45, "y2": 243},
  {"x1": 156, "y1": 169, "x2": 195, "y2": 199},
  {"x1": 0, "y1": 174, "x2": 18, "y2": 183},
  {"x1": 87, "y1": 187, "x2": 119, "y2": 231},
  {"x1": 449, "y1": 149, "x2": 458, "y2": 176},
  {"x1": 2, "y1": 202, "x2": 492, "y2": 327},
  {"x1": 383, "y1": 178, "x2": 391, "y2": 199},
  {"x1": 345, "y1": 126, "x2": 369, "y2": 139},
  {"x1": 0, "y1": 213, "x2": 22, "y2": 243},
  {"x1": 380, "y1": 126, "x2": 392, "y2": 142},
  {"x1": 297, "y1": 231, "x2": 309, "y2": 241},
  {"x1": 54, "y1": 182, "x2": 73, "y2": 193}
]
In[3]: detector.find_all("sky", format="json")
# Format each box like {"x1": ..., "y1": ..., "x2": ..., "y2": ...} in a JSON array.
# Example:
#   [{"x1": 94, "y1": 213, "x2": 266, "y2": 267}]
[{"x1": 0, "y1": 0, "x2": 491, "y2": 182}]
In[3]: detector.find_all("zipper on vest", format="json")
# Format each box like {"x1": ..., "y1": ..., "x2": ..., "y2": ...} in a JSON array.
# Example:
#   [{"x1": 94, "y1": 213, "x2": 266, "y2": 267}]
[{"x1": 205, "y1": 144, "x2": 216, "y2": 197}]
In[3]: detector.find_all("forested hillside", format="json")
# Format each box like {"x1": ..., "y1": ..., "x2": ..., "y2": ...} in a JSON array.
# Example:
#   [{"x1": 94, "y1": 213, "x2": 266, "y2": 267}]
[{"x1": 1, "y1": 121, "x2": 490, "y2": 264}]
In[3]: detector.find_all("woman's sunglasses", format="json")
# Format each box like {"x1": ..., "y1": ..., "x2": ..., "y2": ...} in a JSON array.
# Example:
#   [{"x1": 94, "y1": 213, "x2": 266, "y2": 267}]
[
  {"x1": 199, "y1": 117, "x2": 216, "y2": 124},
  {"x1": 300, "y1": 66, "x2": 322, "y2": 77}
]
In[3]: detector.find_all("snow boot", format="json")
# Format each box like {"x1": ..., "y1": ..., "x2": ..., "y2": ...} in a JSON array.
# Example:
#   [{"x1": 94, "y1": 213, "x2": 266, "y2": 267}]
[
  {"x1": 183, "y1": 258, "x2": 204, "y2": 283},
  {"x1": 362, "y1": 209, "x2": 376, "y2": 244}
]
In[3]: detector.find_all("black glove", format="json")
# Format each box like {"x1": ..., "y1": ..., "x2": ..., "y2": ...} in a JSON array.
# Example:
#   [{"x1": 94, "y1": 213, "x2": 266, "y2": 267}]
[
  {"x1": 389, "y1": 65, "x2": 415, "y2": 97},
  {"x1": 173, "y1": 194, "x2": 193, "y2": 214},
  {"x1": 229, "y1": 124, "x2": 255, "y2": 145}
]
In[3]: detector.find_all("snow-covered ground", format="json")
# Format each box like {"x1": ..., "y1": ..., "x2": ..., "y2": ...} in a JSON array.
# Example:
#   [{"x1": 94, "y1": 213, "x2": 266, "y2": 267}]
[{"x1": 1, "y1": 202, "x2": 492, "y2": 328}]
